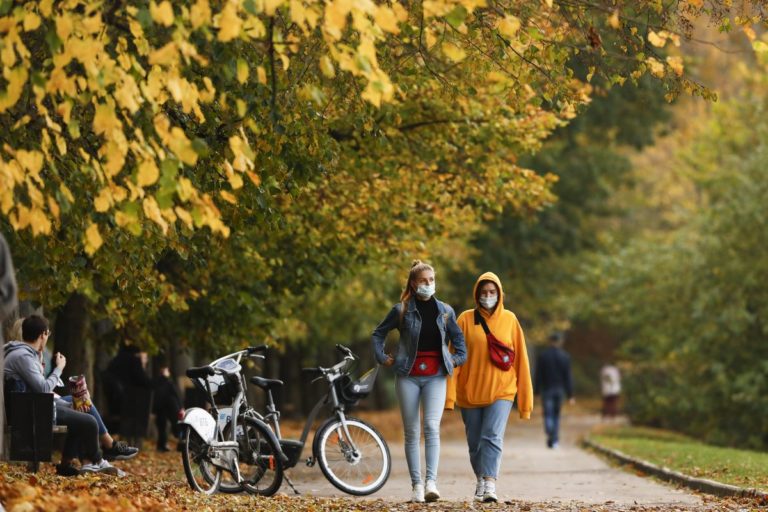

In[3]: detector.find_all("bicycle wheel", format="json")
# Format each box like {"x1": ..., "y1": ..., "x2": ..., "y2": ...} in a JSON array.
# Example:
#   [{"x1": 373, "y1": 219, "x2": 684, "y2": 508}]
[
  {"x1": 219, "y1": 416, "x2": 284, "y2": 496},
  {"x1": 181, "y1": 426, "x2": 223, "y2": 494},
  {"x1": 315, "y1": 417, "x2": 391, "y2": 495}
]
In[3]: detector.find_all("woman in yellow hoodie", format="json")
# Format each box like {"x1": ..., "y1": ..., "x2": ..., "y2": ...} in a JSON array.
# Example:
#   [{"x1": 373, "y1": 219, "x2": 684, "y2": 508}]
[{"x1": 446, "y1": 272, "x2": 533, "y2": 503}]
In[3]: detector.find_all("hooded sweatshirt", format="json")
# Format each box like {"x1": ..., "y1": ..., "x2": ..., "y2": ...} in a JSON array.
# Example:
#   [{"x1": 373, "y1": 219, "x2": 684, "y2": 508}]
[
  {"x1": 445, "y1": 272, "x2": 533, "y2": 419},
  {"x1": 4, "y1": 341, "x2": 64, "y2": 396}
]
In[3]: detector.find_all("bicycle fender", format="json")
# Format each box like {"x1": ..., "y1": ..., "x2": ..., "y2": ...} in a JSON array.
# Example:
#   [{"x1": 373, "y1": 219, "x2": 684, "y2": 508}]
[
  {"x1": 180, "y1": 407, "x2": 216, "y2": 443},
  {"x1": 250, "y1": 416, "x2": 290, "y2": 464},
  {"x1": 311, "y1": 416, "x2": 343, "y2": 459}
]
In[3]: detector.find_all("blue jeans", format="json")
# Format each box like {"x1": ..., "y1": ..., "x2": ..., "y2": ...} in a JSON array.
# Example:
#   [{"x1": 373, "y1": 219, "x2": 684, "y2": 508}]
[
  {"x1": 395, "y1": 373, "x2": 447, "y2": 485},
  {"x1": 542, "y1": 389, "x2": 565, "y2": 446},
  {"x1": 60, "y1": 395, "x2": 108, "y2": 436},
  {"x1": 460, "y1": 400, "x2": 513, "y2": 479}
]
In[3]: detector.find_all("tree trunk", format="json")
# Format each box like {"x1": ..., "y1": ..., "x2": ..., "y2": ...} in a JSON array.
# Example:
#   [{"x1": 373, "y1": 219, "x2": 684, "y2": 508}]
[{"x1": 53, "y1": 293, "x2": 91, "y2": 388}]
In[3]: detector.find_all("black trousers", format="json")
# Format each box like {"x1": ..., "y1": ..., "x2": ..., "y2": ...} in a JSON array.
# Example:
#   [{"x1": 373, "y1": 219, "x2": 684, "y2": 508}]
[
  {"x1": 155, "y1": 408, "x2": 180, "y2": 448},
  {"x1": 57, "y1": 406, "x2": 101, "y2": 462}
]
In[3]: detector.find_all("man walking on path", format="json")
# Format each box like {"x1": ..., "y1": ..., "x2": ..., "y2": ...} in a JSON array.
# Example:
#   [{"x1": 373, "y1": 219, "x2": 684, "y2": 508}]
[{"x1": 534, "y1": 332, "x2": 574, "y2": 449}]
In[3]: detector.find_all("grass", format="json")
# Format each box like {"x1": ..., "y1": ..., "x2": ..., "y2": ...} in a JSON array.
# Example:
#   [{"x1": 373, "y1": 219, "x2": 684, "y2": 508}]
[{"x1": 590, "y1": 425, "x2": 768, "y2": 492}]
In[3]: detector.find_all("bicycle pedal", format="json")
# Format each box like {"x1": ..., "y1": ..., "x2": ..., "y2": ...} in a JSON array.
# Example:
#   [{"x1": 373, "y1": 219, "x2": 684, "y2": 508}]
[{"x1": 305, "y1": 456, "x2": 315, "y2": 467}]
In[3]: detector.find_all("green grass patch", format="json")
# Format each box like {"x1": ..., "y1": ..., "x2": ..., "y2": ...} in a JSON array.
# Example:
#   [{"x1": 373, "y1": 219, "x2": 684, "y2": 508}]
[{"x1": 590, "y1": 425, "x2": 768, "y2": 492}]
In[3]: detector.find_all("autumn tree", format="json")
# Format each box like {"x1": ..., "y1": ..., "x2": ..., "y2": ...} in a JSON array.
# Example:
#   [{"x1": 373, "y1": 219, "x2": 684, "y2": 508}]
[{"x1": 2, "y1": 0, "x2": 766, "y2": 374}]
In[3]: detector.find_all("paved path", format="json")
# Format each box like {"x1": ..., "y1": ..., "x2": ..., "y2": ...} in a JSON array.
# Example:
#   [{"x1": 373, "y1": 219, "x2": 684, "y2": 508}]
[{"x1": 284, "y1": 409, "x2": 701, "y2": 505}]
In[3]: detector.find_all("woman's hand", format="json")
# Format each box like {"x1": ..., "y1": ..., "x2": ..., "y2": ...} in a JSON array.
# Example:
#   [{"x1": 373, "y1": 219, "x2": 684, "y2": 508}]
[{"x1": 383, "y1": 355, "x2": 395, "y2": 367}]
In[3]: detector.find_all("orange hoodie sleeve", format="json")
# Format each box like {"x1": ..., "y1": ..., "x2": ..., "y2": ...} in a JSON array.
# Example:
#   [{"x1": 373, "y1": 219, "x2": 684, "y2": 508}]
[{"x1": 513, "y1": 316, "x2": 533, "y2": 419}]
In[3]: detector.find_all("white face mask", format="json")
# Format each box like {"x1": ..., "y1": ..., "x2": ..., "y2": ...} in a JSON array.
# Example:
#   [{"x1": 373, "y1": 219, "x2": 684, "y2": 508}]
[
  {"x1": 416, "y1": 283, "x2": 436, "y2": 299},
  {"x1": 479, "y1": 295, "x2": 498, "y2": 310}
]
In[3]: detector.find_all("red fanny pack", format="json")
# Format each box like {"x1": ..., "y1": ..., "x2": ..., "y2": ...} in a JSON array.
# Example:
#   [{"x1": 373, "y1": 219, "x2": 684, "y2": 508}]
[
  {"x1": 475, "y1": 310, "x2": 515, "y2": 371},
  {"x1": 410, "y1": 351, "x2": 442, "y2": 376}
]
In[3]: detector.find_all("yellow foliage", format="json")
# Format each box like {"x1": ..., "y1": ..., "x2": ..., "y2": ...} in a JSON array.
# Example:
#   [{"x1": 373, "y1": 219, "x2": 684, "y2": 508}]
[
  {"x1": 190, "y1": 0, "x2": 212, "y2": 28},
  {"x1": 666, "y1": 56, "x2": 684, "y2": 77},
  {"x1": 497, "y1": 15, "x2": 521, "y2": 38},
  {"x1": 0, "y1": 67, "x2": 28, "y2": 113},
  {"x1": 84, "y1": 222, "x2": 104, "y2": 255},
  {"x1": 137, "y1": 159, "x2": 160, "y2": 187},
  {"x1": 217, "y1": 2, "x2": 241, "y2": 42},
  {"x1": 442, "y1": 42, "x2": 466, "y2": 62},
  {"x1": 150, "y1": 1, "x2": 175, "y2": 27}
]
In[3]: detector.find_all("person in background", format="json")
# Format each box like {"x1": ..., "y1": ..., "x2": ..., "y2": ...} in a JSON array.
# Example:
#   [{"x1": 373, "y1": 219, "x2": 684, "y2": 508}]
[
  {"x1": 446, "y1": 272, "x2": 533, "y2": 503},
  {"x1": 534, "y1": 332, "x2": 575, "y2": 449},
  {"x1": 104, "y1": 344, "x2": 153, "y2": 416},
  {"x1": 600, "y1": 363, "x2": 621, "y2": 420},
  {"x1": 1, "y1": 232, "x2": 18, "y2": 454},
  {"x1": 153, "y1": 358, "x2": 183, "y2": 452},
  {"x1": 372, "y1": 260, "x2": 467, "y2": 503}
]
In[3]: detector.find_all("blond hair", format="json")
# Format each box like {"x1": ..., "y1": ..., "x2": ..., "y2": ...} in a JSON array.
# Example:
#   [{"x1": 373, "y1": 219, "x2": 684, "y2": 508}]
[
  {"x1": 9, "y1": 317, "x2": 24, "y2": 341},
  {"x1": 399, "y1": 260, "x2": 435, "y2": 325}
]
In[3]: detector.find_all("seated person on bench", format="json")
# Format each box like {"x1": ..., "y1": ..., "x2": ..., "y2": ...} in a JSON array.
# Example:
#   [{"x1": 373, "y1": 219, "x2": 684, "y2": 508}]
[
  {"x1": 4, "y1": 315, "x2": 133, "y2": 476},
  {"x1": 6, "y1": 317, "x2": 138, "y2": 462}
]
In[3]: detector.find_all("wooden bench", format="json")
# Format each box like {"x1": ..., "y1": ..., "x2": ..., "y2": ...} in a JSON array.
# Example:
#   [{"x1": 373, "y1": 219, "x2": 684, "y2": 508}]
[{"x1": 3, "y1": 391, "x2": 68, "y2": 472}]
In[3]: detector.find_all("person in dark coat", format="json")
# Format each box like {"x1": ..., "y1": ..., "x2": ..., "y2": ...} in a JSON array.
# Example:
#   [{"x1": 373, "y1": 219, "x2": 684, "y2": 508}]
[
  {"x1": 104, "y1": 344, "x2": 153, "y2": 416},
  {"x1": 534, "y1": 332, "x2": 575, "y2": 449},
  {"x1": 153, "y1": 358, "x2": 183, "y2": 451}
]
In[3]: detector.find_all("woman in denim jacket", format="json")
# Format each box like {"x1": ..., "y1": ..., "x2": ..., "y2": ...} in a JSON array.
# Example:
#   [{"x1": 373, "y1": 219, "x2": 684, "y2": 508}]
[{"x1": 371, "y1": 260, "x2": 467, "y2": 502}]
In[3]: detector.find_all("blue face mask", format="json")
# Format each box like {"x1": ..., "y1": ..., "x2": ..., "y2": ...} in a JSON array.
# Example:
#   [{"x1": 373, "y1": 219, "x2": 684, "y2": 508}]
[{"x1": 416, "y1": 283, "x2": 436, "y2": 299}]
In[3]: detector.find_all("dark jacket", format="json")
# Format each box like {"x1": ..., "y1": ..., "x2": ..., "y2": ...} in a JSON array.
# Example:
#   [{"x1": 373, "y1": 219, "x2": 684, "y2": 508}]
[{"x1": 534, "y1": 345, "x2": 573, "y2": 398}]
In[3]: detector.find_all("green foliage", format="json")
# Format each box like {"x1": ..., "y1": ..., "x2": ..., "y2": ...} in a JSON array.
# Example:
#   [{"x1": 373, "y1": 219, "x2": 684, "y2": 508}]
[{"x1": 574, "y1": 64, "x2": 768, "y2": 450}]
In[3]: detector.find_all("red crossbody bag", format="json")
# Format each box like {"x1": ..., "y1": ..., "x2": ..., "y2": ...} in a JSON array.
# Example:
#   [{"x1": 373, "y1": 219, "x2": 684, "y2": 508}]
[{"x1": 474, "y1": 310, "x2": 515, "y2": 371}]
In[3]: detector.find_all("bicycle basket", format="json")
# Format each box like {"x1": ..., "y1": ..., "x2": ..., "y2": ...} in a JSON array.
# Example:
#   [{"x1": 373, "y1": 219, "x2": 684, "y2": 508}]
[
  {"x1": 334, "y1": 366, "x2": 380, "y2": 407},
  {"x1": 192, "y1": 358, "x2": 242, "y2": 405}
]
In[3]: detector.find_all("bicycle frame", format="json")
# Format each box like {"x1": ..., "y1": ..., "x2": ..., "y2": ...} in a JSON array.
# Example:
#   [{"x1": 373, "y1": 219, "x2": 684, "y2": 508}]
[{"x1": 259, "y1": 349, "x2": 365, "y2": 468}]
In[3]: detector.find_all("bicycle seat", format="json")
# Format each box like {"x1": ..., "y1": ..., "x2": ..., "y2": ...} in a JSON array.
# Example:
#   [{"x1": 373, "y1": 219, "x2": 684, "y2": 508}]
[
  {"x1": 186, "y1": 366, "x2": 215, "y2": 378},
  {"x1": 249, "y1": 376, "x2": 283, "y2": 391}
]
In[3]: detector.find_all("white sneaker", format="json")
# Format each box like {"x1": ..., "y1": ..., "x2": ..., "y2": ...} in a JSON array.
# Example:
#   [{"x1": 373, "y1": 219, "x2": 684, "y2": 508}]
[
  {"x1": 411, "y1": 483, "x2": 425, "y2": 503},
  {"x1": 425, "y1": 480, "x2": 440, "y2": 502},
  {"x1": 483, "y1": 479, "x2": 498, "y2": 503},
  {"x1": 81, "y1": 459, "x2": 125, "y2": 477},
  {"x1": 474, "y1": 477, "x2": 485, "y2": 502}
]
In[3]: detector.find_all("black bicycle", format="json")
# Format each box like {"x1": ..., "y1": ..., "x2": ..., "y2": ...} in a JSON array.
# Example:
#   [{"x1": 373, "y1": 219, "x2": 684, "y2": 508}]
[{"x1": 251, "y1": 344, "x2": 391, "y2": 495}]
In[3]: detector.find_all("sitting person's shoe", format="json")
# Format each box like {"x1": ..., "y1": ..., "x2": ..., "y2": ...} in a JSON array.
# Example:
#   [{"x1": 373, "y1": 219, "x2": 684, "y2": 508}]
[
  {"x1": 411, "y1": 483, "x2": 425, "y2": 503},
  {"x1": 81, "y1": 459, "x2": 126, "y2": 477},
  {"x1": 103, "y1": 440, "x2": 139, "y2": 461},
  {"x1": 425, "y1": 480, "x2": 440, "y2": 502},
  {"x1": 157, "y1": 444, "x2": 170, "y2": 452},
  {"x1": 474, "y1": 477, "x2": 485, "y2": 502},
  {"x1": 482, "y1": 479, "x2": 498, "y2": 503},
  {"x1": 55, "y1": 463, "x2": 81, "y2": 477}
]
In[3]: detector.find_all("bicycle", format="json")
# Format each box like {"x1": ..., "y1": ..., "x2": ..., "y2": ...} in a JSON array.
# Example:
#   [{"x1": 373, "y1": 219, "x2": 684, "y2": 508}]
[
  {"x1": 251, "y1": 344, "x2": 391, "y2": 496},
  {"x1": 180, "y1": 346, "x2": 285, "y2": 495}
]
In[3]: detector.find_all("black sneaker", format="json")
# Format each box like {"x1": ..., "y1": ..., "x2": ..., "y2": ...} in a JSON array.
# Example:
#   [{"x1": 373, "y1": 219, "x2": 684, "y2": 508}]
[
  {"x1": 56, "y1": 463, "x2": 81, "y2": 477},
  {"x1": 103, "y1": 440, "x2": 139, "y2": 461}
]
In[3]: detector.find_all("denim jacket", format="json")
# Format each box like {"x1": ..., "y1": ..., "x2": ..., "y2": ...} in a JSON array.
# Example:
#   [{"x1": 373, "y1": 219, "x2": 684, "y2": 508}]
[{"x1": 371, "y1": 297, "x2": 467, "y2": 376}]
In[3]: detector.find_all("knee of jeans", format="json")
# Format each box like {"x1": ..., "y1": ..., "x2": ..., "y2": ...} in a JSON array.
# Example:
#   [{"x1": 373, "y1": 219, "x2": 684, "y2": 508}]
[
  {"x1": 423, "y1": 418, "x2": 441, "y2": 438},
  {"x1": 403, "y1": 424, "x2": 420, "y2": 442}
]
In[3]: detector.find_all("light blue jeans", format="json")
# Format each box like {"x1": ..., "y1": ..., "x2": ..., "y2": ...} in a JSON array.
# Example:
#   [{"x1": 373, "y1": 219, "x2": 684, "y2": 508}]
[
  {"x1": 395, "y1": 373, "x2": 447, "y2": 485},
  {"x1": 460, "y1": 399, "x2": 513, "y2": 479}
]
